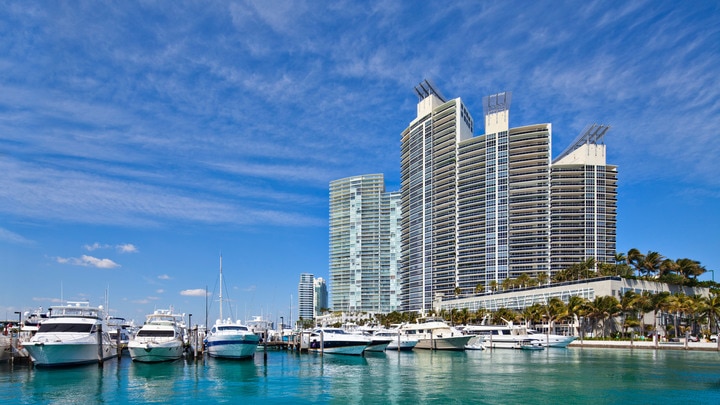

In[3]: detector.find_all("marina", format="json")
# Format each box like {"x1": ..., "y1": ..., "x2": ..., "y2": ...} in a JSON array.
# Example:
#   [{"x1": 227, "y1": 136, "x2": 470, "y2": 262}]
[{"x1": 2, "y1": 346, "x2": 718, "y2": 403}]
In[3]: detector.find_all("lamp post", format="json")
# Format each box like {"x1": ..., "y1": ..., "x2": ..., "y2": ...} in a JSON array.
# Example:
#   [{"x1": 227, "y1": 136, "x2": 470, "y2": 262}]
[{"x1": 709, "y1": 269, "x2": 715, "y2": 282}]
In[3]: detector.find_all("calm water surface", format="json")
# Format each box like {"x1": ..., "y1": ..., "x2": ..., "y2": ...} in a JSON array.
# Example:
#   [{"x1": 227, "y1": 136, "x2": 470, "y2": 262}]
[{"x1": 2, "y1": 348, "x2": 719, "y2": 404}]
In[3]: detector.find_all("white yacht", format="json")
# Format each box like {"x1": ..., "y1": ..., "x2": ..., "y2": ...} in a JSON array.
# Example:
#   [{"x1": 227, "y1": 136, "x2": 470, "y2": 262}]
[
  {"x1": 525, "y1": 328, "x2": 577, "y2": 348},
  {"x1": 205, "y1": 319, "x2": 259, "y2": 359},
  {"x1": 306, "y1": 327, "x2": 371, "y2": 355},
  {"x1": 128, "y1": 309, "x2": 185, "y2": 362},
  {"x1": 342, "y1": 324, "x2": 392, "y2": 352},
  {"x1": 106, "y1": 316, "x2": 133, "y2": 350},
  {"x1": 22, "y1": 301, "x2": 117, "y2": 367},
  {"x1": 373, "y1": 328, "x2": 418, "y2": 351},
  {"x1": 462, "y1": 324, "x2": 543, "y2": 350},
  {"x1": 399, "y1": 318, "x2": 472, "y2": 351},
  {"x1": 204, "y1": 256, "x2": 259, "y2": 359}
]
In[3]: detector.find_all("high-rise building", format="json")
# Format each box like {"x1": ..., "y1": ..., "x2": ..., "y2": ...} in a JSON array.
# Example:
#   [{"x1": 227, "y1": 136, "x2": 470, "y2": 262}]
[
  {"x1": 400, "y1": 80, "x2": 616, "y2": 313},
  {"x1": 329, "y1": 174, "x2": 401, "y2": 313},
  {"x1": 298, "y1": 273, "x2": 315, "y2": 321},
  {"x1": 313, "y1": 277, "x2": 328, "y2": 317}
]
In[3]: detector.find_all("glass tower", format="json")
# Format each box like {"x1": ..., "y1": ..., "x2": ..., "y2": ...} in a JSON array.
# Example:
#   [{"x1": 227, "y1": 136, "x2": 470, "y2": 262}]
[{"x1": 329, "y1": 174, "x2": 401, "y2": 313}]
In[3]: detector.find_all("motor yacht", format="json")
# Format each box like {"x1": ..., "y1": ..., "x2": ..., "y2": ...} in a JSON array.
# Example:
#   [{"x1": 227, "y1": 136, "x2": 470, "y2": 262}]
[
  {"x1": 205, "y1": 319, "x2": 259, "y2": 359},
  {"x1": 373, "y1": 328, "x2": 418, "y2": 351},
  {"x1": 524, "y1": 328, "x2": 577, "y2": 348},
  {"x1": 306, "y1": 327, "x2": 371, "y2": 355},
  {"x1": 399, "y1": 318, "x2": 472, "y2": 350},
  {"x1": 22, "y1": 301, "x2": 117, "y2": 367},
  {"x1": 128, "y1": 309, "x2": 185, "y2": 362},
  {"x1": 462, "y1": 324, "x2": 543, "y2": 350}
]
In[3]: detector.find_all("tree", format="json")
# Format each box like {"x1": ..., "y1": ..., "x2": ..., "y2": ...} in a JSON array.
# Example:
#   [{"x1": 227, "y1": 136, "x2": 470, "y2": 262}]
[
  {"x1": 536, "y1": 272, "x2": 549, "y2": 286},
  {"x1": 651, "y1": 291, "x2": 671, "y2": 344},
  {"x1": 474, "y1": 283, "x2": 485, "y2": 295},
  {"x1": 620, "y1": 291, "x2": 638, "y2": 338},
  {"x1": 701, "y1": 293, "x2": 720, "y2": 350}
]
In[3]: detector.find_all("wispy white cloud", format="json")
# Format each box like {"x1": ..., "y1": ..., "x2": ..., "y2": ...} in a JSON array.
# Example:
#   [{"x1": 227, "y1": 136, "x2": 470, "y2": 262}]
[
  {"x1": 0, "y1": 227, "x2": 33, "y2": 244},
  {"x1": 84, "y1": 242, "x2": 110, "y2": 251},
  {"x1": 157, "y1": 274, "x2": 171, "y2": 280},
  {"x1": 180, "y1": 289, "x2": 210, "y2": 297},
  {"x1": 56, "y1": 255, "x2": 120, "y2": 269}
]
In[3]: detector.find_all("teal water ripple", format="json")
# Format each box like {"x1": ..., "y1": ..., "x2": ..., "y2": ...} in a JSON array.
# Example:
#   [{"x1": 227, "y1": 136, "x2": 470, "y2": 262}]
[{"x1": 2, "y1": 348, "x2": 719, "y2": 404}]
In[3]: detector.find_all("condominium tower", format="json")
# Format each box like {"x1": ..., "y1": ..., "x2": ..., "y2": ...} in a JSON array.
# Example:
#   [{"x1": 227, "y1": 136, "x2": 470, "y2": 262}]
[
  {"x1": 298, "y1": 273, "x2": 315, "y2": 321},
  {"x1": 329, "y1": 174, "x2": 401, "y2": 313},
  {"x1": 400, "y1": 81, "x2": 617, "y2": 312}
]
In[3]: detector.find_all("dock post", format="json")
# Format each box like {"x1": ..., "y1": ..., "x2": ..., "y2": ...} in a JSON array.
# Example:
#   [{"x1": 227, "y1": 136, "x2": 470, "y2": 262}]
[
  {"x1": 97, "y1": 324, "x2": 104, "y2": 367},
  {"x1": 193, "y1": 326, "x2": 198, "y2": 359},
  {"x1": 320, "y1": 330, "x2": 324, "y2": 356}
]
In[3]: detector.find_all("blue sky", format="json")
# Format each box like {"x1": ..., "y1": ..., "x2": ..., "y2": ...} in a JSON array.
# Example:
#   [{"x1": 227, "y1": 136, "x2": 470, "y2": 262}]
[{"x1": 1, "y1": 1, "x2": 719, "y2": 326}]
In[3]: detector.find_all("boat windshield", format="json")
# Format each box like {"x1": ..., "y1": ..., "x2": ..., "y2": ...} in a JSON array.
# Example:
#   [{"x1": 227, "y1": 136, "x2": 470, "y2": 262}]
[
  {"x1": 137, "y1": 330, "x2": 175, "y2": 338},
  {"x1": 38, "y1": 323, "x2": 93, "y2": 333},
  {"x1": 217, "y1": 325, "x2": 249, "y2": 332}
]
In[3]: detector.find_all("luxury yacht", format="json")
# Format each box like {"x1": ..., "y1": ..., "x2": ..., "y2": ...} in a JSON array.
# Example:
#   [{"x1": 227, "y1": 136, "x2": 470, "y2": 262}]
[{"x1": 22, "y1": 302, "x2": 117, "y2": 367}]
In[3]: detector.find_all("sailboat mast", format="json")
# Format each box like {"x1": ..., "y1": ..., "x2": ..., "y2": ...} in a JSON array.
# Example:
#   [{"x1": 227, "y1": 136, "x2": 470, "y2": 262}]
[{"x1": 219, "y1": 254, "x2": 223, "y2": 321}]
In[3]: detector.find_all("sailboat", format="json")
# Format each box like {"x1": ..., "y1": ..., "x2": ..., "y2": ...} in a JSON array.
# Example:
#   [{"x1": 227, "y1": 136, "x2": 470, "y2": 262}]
[{"x1": 204, "y1": 256, "x2": 259, "y2": 359}]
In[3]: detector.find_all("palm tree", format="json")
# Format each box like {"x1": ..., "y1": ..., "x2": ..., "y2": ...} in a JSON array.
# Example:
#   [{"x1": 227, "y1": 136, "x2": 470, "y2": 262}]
[
  {"x1": 489, "y1": 280, "x2": 498, "y2": 293},
  {"x1": 632, "y1": 291, "x2": 654, "y2": 337},
  {"x1": 701, "y1": 293, "x2": 720, "y2": 350},
  {"x1": 474, "y1": 283, "x2": 485, "y2": 295},
  {"x1": 620, "y1": 291, "x2": 639, "y2": 339},
  {"x1": 614, "y1": 252, "x2": 627, "y2": 276},
  {"x1": 536, "y1": 272, "x2": 549, "y2": 286},
  {"x1": 651, "y1": 291, "x2": 671, "y2": 346},
  {"x1": 543, "y1": 297, "x2": 568, "y2": 339},
  {"x1": 567, "y1": 295, "x2": 588, "y2": 337},
  {"x1": 676, "y1": 258, "x2": 706, "y2": 281},
  {"x1": 627, "y1": 248, "x2": 644, "y2": 276},
  {"x1": 516, "y1": 273, "x2": 531, "y2": 288},
  {"x1": 522, "y1": 303, "x2": 544, "y2": 328},
  {"x1": 666, "y1": 293, "x2": 692, "y2": 339},
  {"x1": 641, "y1": 251, "x2": 665, "y2": 278},
  {"x1": 588, "y1": 296, "x2": 621, "y2": 338}
]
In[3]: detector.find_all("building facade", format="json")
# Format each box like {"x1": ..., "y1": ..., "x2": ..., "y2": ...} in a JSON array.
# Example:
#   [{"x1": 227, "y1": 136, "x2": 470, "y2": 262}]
[
  {"x1": 329, "y1": 174, "x2": 401, "y2": 313},
  {"x1": 313, "y1": 277, "x2": 328, "y2": 317},
  {"x1": 298, "y1": 273, "x2": 315, "y2": 322},
  {"x1": 399, "y1": 81, "x2": 617, "y2": 313}
]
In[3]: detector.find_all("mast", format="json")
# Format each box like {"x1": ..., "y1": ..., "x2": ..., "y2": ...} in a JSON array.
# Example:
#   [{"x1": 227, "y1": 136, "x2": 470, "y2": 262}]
[{"x1": 219, "y1": 254, "x2": 223, "y2": 321}]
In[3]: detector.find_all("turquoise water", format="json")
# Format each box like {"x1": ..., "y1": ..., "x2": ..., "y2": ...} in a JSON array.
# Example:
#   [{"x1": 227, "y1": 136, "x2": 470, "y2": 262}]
[{"x1": 2, "y1": 348, "x2": 719, "y2": 404}]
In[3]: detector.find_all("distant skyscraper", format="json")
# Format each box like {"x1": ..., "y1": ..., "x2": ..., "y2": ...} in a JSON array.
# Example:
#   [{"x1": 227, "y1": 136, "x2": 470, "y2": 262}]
[
  {"x1": 298, "y1": 273, "x2": 315, "y2": 321},
  {"x1": 313, "y1": 277, "x2": 328, "y2": 316},
  {"x1": 329, "y1": 174, "x2": 401, "y2": 313},
  {"x1": 399, "y1": 80, "x2": 617, "y2": 313}
]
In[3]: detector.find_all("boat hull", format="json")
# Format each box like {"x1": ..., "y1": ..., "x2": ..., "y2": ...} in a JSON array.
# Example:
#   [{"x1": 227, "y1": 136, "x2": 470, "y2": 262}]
[
  {"x1": 24, "y1": 341, "x2": 116, "y2": 367},
  {"x1": 308, "y1": 341, "x2": 368, "y2": 355},
  {"x1": 364, "y1": 339, "x2": 392, "y2": 352},
  {"x1": 414, "y1": 335, "x2": 472, "y2": 351},
  {"x1": 386, "y1": 339, "x2": 418, "y2": 351},
  {"x1": 128, "y1": 341, "x2": 184, "y2": 363},
  {"x1": 206, "y1": 335, "x2": 259, "y2": 359}
]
